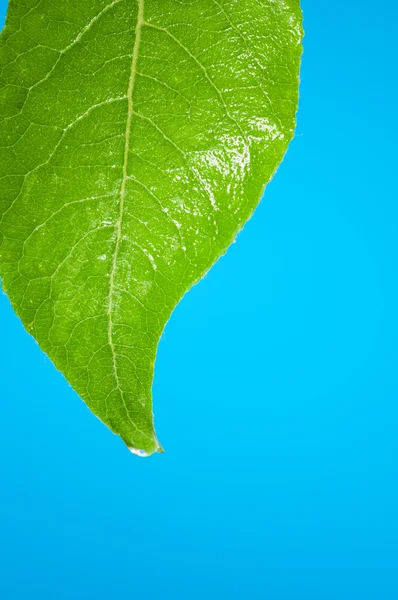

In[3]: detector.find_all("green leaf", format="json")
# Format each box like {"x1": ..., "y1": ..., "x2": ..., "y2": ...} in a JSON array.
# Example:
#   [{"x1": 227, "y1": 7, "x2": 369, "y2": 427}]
[{"x1": 0, "y1": 0, "x2": 302, "y2": 456}]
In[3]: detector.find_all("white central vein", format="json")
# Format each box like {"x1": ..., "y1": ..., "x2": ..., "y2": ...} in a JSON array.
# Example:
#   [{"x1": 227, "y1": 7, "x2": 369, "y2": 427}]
[{"x1": 108, "y1": 0, "x2": 144, "y2": 391}]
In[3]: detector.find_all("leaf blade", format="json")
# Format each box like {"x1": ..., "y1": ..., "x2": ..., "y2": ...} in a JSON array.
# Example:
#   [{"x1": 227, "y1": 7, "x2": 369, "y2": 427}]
[{"x1": 0, "y1": 0, "x2": 303, "y2": 455}]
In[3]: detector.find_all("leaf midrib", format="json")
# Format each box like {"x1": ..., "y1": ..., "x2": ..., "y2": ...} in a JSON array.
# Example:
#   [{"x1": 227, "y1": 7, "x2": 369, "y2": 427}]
[{"x1": 107, "y1": 0, "x2": 144, "y2": 420}]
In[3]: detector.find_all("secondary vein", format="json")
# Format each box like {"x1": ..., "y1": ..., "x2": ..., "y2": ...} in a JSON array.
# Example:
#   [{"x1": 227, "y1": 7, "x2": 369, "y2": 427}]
[{"x1": 108, "y1": 0, "x2": 144, "y2": 396}]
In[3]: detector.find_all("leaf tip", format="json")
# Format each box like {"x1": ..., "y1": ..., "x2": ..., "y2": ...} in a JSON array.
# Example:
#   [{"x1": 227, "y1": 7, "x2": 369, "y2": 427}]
[{"x1": 128, "y1": 439, "x2": 164, "y2": 458}]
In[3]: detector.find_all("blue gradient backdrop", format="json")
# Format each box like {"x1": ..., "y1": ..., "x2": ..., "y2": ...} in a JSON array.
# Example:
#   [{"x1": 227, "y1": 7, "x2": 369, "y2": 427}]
[{"x1": 1, "y1": 2, "x2": 398, "y2": 598}]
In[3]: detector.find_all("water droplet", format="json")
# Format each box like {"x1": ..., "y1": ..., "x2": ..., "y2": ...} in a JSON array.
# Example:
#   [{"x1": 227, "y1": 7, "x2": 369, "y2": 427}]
[{"x1": 129, "y1": 447, "x2": 151, "y2": 457}]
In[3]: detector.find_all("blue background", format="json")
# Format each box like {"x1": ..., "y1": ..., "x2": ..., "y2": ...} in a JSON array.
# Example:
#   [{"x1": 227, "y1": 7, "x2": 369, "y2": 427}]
[{"x1": 1, "y1": 1, "x2": 398, "y2": 598}]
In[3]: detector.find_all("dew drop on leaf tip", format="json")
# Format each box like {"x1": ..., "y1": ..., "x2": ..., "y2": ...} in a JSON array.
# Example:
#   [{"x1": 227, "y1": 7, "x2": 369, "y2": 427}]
[
  {"x1": 129, "y1": 447, "x2": 152, "y2": 457},
  {"x1": 129, "y1": 440, "x2": 164, "y2": 457}
]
